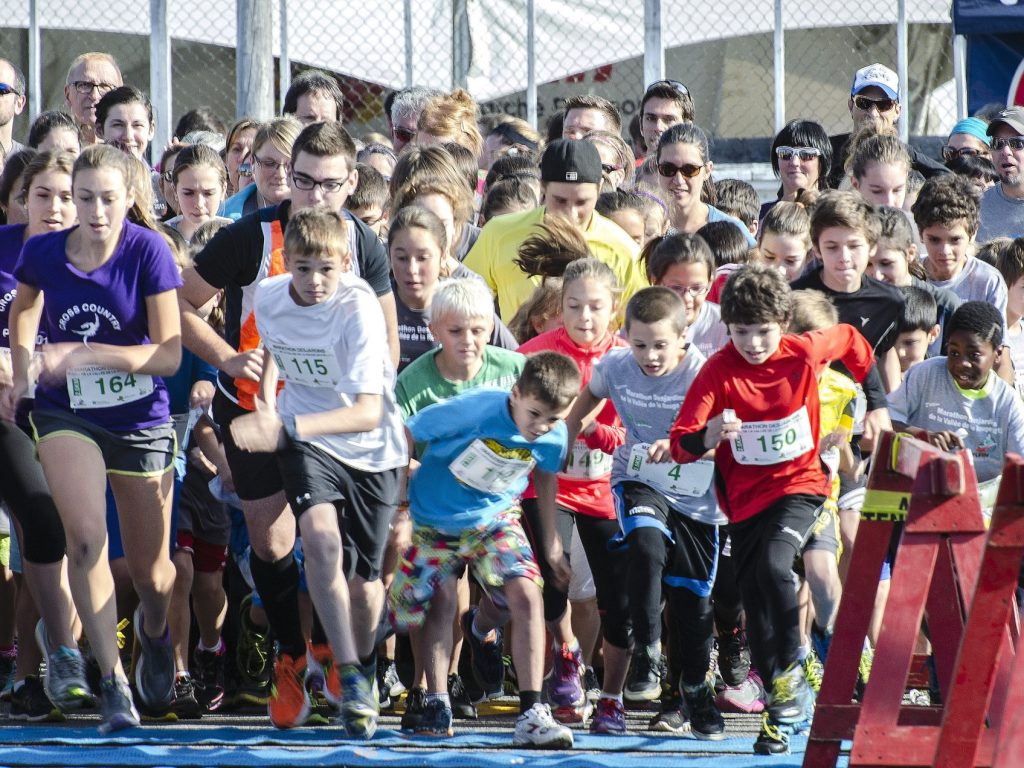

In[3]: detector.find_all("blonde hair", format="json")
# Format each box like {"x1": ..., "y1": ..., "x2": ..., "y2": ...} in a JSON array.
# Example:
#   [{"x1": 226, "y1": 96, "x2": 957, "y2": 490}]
[
  {"x1": 788, "y1": 289, "x2": 838, "y2": 333},
  {"x1": 75, "y1": 146, "x2": 160, "y2": 232},
  {"x1": 253, "y1": 116, "x2": 302, "y2": 159},
  {"x1": 417, "y1": 89, "x2": 483, "y2": 159},
  {"x1": 284, "y1": 207, "x2": 350, "y2": 262},
  {"x1": 427, "y1": 277, "x2": 495, "y2": 324}
]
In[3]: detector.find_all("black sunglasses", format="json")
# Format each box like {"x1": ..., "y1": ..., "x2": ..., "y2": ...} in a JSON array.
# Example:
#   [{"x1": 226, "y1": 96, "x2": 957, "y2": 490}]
[
  {"x1": 853, "y1": 95, "x2": 897, "y2": 113},
  {"x1": 646, "y1": 79, "x2": 689, "y2": 98},
  {"x1": 657, "y1": 161, "x2": 704, "y2": 179}
]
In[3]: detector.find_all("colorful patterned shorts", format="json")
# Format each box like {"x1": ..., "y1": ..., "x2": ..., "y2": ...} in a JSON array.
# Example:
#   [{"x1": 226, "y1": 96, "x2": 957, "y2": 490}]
[{"x1": 389, "y1": 509, "x2": 542, "y2": 632}]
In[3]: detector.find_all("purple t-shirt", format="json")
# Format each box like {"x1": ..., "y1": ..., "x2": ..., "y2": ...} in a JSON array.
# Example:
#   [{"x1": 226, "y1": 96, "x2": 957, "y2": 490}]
[
  {"x1": 14, "y1": 222, "x2": 183, "y2": 430},
  {"x1": 0, "y1": 223, "x2": 27, "y2": 349}
]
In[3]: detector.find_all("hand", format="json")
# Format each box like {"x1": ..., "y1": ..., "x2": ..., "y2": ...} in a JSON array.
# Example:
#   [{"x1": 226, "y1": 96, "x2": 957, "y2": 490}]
[
  {"x1": 646, "y1": 438, "x2": 674, "y2": 463},
  {"x1": 0, "y1": 382, "x2": 25, "y2": 423},
  {"x1": 927, "y1": 430, "x2": 965, "y2": 452},
  {"x1": 229, "y1": 409, "x2": 286, "y2": 453},
  {"x1": 37, "y1": 343, "x2": 89, "y2": 382},
  {"x1": 221, "y1": 348, "x2": 264, "y2": 382},
  {"x1": 190, "y1": 380, "x2": 216, "y2": 411},
  {"x1": 861, "y1": 408, "x2": 893, "y2": 452},
  {"x1": 389, "y1": 507, "x2": 412, "y2": 552},
  {"x1": 704, "y1": 410, "x2": 742, "y2": 451},
  {"x1": 543, "y1": 538, "x2": 571, "y2": 594},
  {"x1": 820, "y1": 429, "x2": 849, "y2": 453},
  {"x1": 216, "y1": 460, "x2": 236, "y2": 492}
]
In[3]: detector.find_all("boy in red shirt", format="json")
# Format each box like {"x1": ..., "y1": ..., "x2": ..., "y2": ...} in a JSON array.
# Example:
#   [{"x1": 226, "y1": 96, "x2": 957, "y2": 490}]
[{"x1": 669, "y1": 265, "x2": 879, "y2": 755}]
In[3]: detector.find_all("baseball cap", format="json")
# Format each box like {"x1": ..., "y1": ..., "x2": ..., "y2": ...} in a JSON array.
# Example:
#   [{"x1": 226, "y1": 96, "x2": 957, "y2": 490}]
[
  {"x1": 987, "y1": 107, "x2": 1024, "y2": 137},
  {"x1": 851, "y1": 63, "x2": 900, "y2": 100},
  {"x1": 540, "y1": 139, "x2": 602, "y2": 184}
]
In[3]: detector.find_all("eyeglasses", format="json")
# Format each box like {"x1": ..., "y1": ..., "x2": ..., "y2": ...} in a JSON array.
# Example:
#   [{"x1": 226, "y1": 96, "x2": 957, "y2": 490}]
[
  {"x1": 775, "y1": 146, "x2": 823, "y2": 162},
  {"x1": 646, "y1": 79, "x2": 690, "y2": 98},
  {"x1": 675, "y1": 284, "x2": 709, "y2": 297},
  {"x1": 992, "y1": 137, "x2": 1024, "y2": 152},
  {"x1": 601, "y1": 163, "x2": 623, "y2": 175},
  {"x1": 853, "y1": 95, "x2": 897, "y2": 113},
  {"x1": 942, "y1": 145, "x2": 988, "y2": 162},
  {"x1": 0, "y1": 83, "x2": 21, "y2": 97},
  {"x1": 291, "y1": 173, "x2": 346, "y2": 193},
  {"x1": 161, "y1": 170, "x2": 174, "y2": 182},
  {"x1": 393, "y1": 126, "x2": 417, "y2": 143},
  {"x1": 657, "y1": 161, "x2": 705, "y2": 179},
  {"x1": 254, "y1": 156, "x2": 290, "y2": 174},
  {"x1": 69, "y1": 80, "x2": 116, "y2": 95}
]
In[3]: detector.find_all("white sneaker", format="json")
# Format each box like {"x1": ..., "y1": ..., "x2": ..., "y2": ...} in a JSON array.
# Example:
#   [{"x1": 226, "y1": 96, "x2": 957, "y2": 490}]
[{"x1": 514, "y1": 702, "x2": 574, "y2": 748}]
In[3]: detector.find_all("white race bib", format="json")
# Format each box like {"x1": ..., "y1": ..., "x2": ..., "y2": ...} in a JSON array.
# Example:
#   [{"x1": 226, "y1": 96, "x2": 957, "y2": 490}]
[
  {"x1": 731, "y1": 406, "x2": 814, "y2": 465},
  {"x1": 626, "y1": 443, "x2": 714, "y2": 497},
  {"x1": 561, "y1": 439, "x2": 612, "y2": 480},
  {"x1": 449, "y1": 438, "x2": 535, "y2": 494},
  {"x1": 66, "y1": 365, "x2": 153, "y2": 409},
  {"x1": 270, "y1": 344, "x2": 342, "y2": 387}
]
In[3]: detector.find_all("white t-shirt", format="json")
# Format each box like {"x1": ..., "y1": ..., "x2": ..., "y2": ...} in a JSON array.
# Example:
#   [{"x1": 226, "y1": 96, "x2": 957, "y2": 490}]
[
  {"x1": 255, "y1": 272, "x2": 408, "y2": 473},
  {"x1": 928, "y1": 256, "x2": 1008, "y2": 337},
  {"x1": 688, "y1": 301, "x2": 729, "y2": 360}
]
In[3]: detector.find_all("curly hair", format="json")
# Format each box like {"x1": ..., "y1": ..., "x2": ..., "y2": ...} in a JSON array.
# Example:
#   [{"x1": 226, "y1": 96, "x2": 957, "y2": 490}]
[{"x1": 911, "y1": 173, "x2": 980, "y2": 236}]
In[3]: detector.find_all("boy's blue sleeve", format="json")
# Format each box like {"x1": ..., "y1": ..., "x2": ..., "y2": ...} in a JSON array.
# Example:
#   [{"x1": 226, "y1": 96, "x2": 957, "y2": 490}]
[
  {"x1": 193, "y1": 355, "x2": 218, "y2": 385},
  {"x1": 407, "y1": 394, "x2": 484, "y2": 444},
  {"x1": 535, "y1": 423, "x2": 569, "y2": 473}
]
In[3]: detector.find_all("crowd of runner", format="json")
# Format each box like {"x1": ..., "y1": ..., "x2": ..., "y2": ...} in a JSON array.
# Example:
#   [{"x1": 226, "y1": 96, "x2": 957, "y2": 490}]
[{"x1": 0, "y1": 50, "x2": 1021, "y2": 756}]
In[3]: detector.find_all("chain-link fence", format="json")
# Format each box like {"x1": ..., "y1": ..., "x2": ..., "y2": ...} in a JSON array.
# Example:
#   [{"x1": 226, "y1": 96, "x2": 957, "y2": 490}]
[{"x1": 1, "y1": 0, "x2": 959, "y2": 162}]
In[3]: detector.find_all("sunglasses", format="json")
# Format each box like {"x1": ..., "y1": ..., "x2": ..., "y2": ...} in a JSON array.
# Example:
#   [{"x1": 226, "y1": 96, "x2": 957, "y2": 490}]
[
  {"x1": 853, "y1": 95, "x2": 897, "y2": 113},
  {"x1": 646, "y1": 79, "x2": 690, "y2": 98},
  {"x1": 775, "y1": 146, "x2": 823, "y2": 162},
  {"x1": 0, "y1": 83, "x2": 21, "y2": 97},
  {"x1": 657, "y1": 161, "x2": 705, "y2": 179},
  {"x1": 992, "y1": 137, "x2": 1024, "y2": 152},
  {"x1": 942, "y1": 145, "x2": 988, "y2": 162},
  {"x1": 393, "y1": 126, "x2": 417, "y2": 143}
]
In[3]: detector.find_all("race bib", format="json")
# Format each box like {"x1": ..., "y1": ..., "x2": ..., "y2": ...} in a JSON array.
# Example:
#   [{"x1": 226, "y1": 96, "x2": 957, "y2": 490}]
[
  {"x1": 561, "y1": 439, "x2": 612, "y2": 480},
  {"x1": 66, "y1": 365, "x2": 153, "y2": 409},
  {"x1": 731, "y1": 406, "x2": 814, "y2": 465},
  {"x1": 626, "y1": 443, "x2": 714, "y2": 497},
  {"x1": 270, "y1": 344, "x2": 342, "y2": 387},
  {"x1": 449, "y1": 438, "x2": 535, "y2": 494}
]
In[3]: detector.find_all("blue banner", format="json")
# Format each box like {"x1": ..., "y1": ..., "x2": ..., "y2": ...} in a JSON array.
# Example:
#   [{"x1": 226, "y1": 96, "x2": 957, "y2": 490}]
[
  {"x1": 955, "y1": 0, "x2": 1024, "y2": 35},
  {"x1": 966, "y1": 34, "x2": 1024, "y2": 114}
]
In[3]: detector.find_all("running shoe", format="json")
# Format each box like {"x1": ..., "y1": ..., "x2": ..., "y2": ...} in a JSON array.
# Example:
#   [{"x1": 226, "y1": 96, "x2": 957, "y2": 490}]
[
  {"x1": 377, "y1": 657, "x2": 404, "y2": 710},
  {"x1": 716, "y1": 669, "x2": 766, "y2": 714},
  {"x1": 97, "y1": 675, "x2": 140, "y2": 734},
  {"x1": 34, "y1": 620, "x2": 93, "y2": 710},
  {"x1": 460, "y1": 607, "x2": 504, "y2": 698},
  {"x1": 268, "y1": 651, "x2": 310, "y2": 729},
  {"x1": 193, "y1": 644, "x2": 226, "y2": 712},
  {"x1": 683, "y1": 682, "x2": 726, "y2": 740},
  {"x1": 547, "y1": 642, "x2": 585, "y2": 719},
  {"x1": 170, "y1": 674, "x2": 202, "y2": 719},
  {"x1": 9, "y1": 676, "x2": 64, "y2": 722},
  {"x1": 716, "y1": 628, "x2": 751, "y2": 687},
  {"x1": 803, "y1": 650, "x2": 824, "y2": 695},
  {"x1": 589, "y1": 696, "x2": 626, "y2": 734},
  {"x1": 648, "y1": 693, "x2": 689, "y2": 735},
  {"x1": 400, "y1": 686, "x2": 426, "y2": 730},
  {"x1": 514, "y1": 702, "x2": 574, "y2": 748},
  {"x1": 753, "y1": 712, "x2": 790, "y2": 755},
  {"x1": 415, "y1": 698, "x2": 454, "y2": 737},
  {"x1": 305, "y1": 643, "x2": 341, "y2": 708},
  {"x1": 132, "y1": 607, "x2": 175, "y2": 710},
  {"x1": 448, "y1": 673, "x2": 477, "y2": 719},
  {"x1": 236, "y1": 594, "x2": 272, "y2": 702},
  {"x1": 339, "y1": 663, "x2": 378, "y2": 739},
  {"x1": 767, "y1": 661, "x2": 813, "y2": 725},
  {"x1": 624, "y1": 642, "x2": 663, "y2": 702}
]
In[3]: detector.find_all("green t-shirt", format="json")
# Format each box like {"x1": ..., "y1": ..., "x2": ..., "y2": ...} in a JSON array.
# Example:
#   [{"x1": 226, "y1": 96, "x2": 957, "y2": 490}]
[{"x1": 397, "y1": 346, "x2": 526, "y2": 420}]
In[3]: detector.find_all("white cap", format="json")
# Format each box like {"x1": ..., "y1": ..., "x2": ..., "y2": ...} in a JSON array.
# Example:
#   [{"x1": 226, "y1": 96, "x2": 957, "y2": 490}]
[{"x1": 851, "y1": 63, "x2": 899, "y2": 100}]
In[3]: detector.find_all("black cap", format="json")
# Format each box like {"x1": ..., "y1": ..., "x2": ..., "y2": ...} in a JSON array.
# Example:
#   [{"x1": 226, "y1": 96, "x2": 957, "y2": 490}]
[{"x1": 540, "y1": 139, "x2": 603, "y2": 184}]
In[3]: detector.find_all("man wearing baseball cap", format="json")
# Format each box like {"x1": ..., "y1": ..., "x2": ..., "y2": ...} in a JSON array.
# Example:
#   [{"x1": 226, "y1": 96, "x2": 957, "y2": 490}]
[
  {"x1": 827, "y1": 63, "x2": 947, "y2": 188},
  {"x1": 465, "y1": 138, "x2": 646, "y2": 323},
  {"x1": 978, "y1": 107, "x2": 1024, "y2": 241}
]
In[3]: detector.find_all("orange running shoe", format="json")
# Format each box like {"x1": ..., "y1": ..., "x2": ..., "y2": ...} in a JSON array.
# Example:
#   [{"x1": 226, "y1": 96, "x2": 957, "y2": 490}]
[
  {"x1": 268, "y1": 652, "x2": 310, "y2": 728},
  {"x1": 306, "y1": 643, "x2": 342, "y2": 708}
]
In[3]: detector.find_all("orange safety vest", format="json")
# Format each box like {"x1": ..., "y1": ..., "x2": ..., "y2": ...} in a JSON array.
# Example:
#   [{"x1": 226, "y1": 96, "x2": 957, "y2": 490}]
[{"x1": 234, "y1": 219, "x2": 285, "y2": 411}]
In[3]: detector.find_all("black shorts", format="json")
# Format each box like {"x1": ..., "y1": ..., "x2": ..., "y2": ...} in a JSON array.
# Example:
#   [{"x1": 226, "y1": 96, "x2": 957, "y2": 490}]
[
  {"x1": 177, "y1": 466, "x2": 231, "y2": 546},
  {"x1": 213, "y1": 392, "x2": 284, "y2": 502},
  {"x1": 614, "y1": 481, "x2": 719, "y2": 596},
  {"x1": 277, "y1": 440, "x2": 399, "y2": 582},
  {"x1": 727, "y1": 493, "x2": 824, "y2": 576}
]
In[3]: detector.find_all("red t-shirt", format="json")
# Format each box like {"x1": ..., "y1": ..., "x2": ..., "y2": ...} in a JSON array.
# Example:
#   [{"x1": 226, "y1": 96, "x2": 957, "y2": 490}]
[
  {"x1": 669, "y1": 325, "x2": 874, "y2": 523},
  {"x1": 519, "y1": 327, "x2": 626, "y2": 519}
]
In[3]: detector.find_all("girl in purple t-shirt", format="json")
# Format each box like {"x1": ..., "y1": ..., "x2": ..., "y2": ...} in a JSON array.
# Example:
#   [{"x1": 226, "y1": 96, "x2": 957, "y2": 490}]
[{"x1": 2, "y1": 144, "x2": 182, "y2": 734}]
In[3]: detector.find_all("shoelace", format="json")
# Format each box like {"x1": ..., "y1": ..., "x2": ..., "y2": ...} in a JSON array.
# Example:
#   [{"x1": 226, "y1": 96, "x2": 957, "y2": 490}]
[
  {"x1": 773, "y1": 673, "x2": 797, "y2": 703},
  {"x1": 803, "y1": 656, "x2": 823, "y2": 692},
  {"x1": 51, "y1": 649, "x2": 85, "y2": 691},
  {"x1": 115, "y1": 619, "x2": 130, "y2": 650},
  {"x1": 240, "y1": 628, "x2": 270, "y2": 678},
  {"x1": 558, "y1": 645, "x2": 580, "y2": 678},
  {"x1": 761, "y1": 713, "x2": 788, "y2": 742}
]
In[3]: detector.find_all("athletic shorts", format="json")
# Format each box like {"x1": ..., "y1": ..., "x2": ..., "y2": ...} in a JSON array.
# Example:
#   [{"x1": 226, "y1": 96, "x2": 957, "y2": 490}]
[
  {"x1": 389, "y1": 509, "x2": 542, "y2": 632},
  {"x1": 804, "y1": 505, "x2": 840, "y2": 555},
  {"x1": 213, "y1": 393, "x2": 283, "y2": 502},
  {"x1": 613, "y1": 481, "x2": 719, "y2": 597},
  {"x1": 31, "y1": 409, "x2": 175, "y2": 477},
  {"x1": 277, "y1": 440, "x2": 399, "y2": 582}
]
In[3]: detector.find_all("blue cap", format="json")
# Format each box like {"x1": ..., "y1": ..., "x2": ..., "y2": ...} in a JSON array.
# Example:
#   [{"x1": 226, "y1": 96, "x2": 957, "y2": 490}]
[{"x1": 950, "y1": 117, "x2": 991, "y2": 146}]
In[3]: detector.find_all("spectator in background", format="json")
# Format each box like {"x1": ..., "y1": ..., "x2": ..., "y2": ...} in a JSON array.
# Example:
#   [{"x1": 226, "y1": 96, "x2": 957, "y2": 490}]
[
  {"x1": 0, "y1": 59, "x2": 26, "y2": 159},
  {"x1": 174, "y1": 107, "x2": 226, "y2": 141},
  {"x1": 627, "y1": 113, "x2": 646, "y2": 160},
  {"x1": 27, "y1": 110, "x2": 81, "y2": 156},
  {"x1": 562, "y1": 95, "x2": 621, "y2": 140},
  {"x1": 483, "y1": 118, "x2": 541, "y2": 170},
  {"x1": 63, "y1": 52, "x2": 122, "y2": 147},
  {"x1": 221, "y1": 116, "x2": 301, "y2": 221},
  {"x1": 715, "y1": 178, "x2": 760, "y2": 238},
  {"x1": 224, "y1": 117, "x2": 259, "y2": 196},
  {"x1": 638, "y1": 79, "x2": 694, "y2": 157},
  {"x1": 942, "y1": 117, "x2": 991, "y2": 168},
  {"x1": 761, "y1": 119, "x2": 832, "y2": 221},
  {"x1": 283, "y1": 70, "x2": 344, "y2": 125},
  {"x1": 978, "y1": 108, "x2": 1024, "y2": 241},
  {"x1": 828, "y1": 64, "x2": 946, "y2": 188},
  {"x1": 390, "y1": 86, "x2": 444, "y2": 153},
  {"x1": 347, "y1": 163, "x2": 391, "y2": 237},
  {"x1": 415, "y1": 90, "x2": 483, "y2": 160},
  {"x1": 357, "y1": 143, "x2": 398, "y2": 182},
  {"x1": 584, "y1": 130, "x2": 635, "y2": 192}
]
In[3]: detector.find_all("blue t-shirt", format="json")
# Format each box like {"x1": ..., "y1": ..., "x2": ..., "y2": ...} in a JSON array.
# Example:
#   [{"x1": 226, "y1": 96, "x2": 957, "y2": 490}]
[{"x1": 407, "y1": 387, "x2": 568, "y2": 533}]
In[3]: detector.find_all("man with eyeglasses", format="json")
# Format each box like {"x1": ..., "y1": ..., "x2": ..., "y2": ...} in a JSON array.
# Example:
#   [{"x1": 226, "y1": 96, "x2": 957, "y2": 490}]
[
  {"x1": 0, "y1": 59, "x2": 26, "y2": 160},
  {"x1": 638, "y1": 80, "x2": 694, "y2": 158},
  {"x1": 179, "y1": 121, "x2": 398, "y2": 729},
  {"x1": 63, "y1": 52, "x2": 123, "y2": 147},
  {"x1": 827, "y1": 63, "x2": 946, "y2": 188},
  {"x1": 389, "y1": 86, "x2": 444, "y2": 153},
  {"x1": 978, "y1": 108, "x2": 1024, "y2": 242}
]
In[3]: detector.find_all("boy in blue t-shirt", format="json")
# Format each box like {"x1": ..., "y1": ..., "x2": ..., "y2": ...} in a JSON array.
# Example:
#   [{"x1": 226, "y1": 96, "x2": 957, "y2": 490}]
[{"x1": 390, "y1": 352, "x2": 579, "y2": 749}]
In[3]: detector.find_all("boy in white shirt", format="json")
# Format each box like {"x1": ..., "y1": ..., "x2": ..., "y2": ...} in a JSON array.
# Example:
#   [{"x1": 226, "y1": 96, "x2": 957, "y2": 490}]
[{"x1": 230, "y1": 208, "x2": 408, "y2": 737}]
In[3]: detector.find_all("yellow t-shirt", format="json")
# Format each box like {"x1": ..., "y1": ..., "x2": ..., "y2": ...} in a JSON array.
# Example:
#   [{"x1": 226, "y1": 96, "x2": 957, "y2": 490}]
[
  {"x1": 464, "y1": 206, "x2": 647, "y2": 323},
  {"x1": 818, "y1": 367, "x2": 858, "y2": 515}
]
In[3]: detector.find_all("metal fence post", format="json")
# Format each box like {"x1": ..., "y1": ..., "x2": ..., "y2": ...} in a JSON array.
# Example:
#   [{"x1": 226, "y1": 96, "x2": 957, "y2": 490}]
[
  {"x1": 954, "y1": 34, "x2": 968, "y2": 121},
  {"x1": 643, "y1": 0, "x2": 664, "y2": 88},
  {"x1": 236, "y1": 0, "x2": 274, "y2": 119},
  {"x1": 896, "y1": 0, "x2": 909, "y2": 142},
  {"x1": 774, "y1": 0, "x2": 785, "y2": 133},
  {"x1": 452, "y1": 0, "x2": 469, "y2": 90},
  {"x1": 279, "y1": 0, "x2": 290, "y2": 105},
  {"x1": 27, "y1": 0, "x2": 40, "y2": 122},
  {"x1": 527, "y1": 0, "x2": 537, "y2": 129},
  {"x1": 403, "y1": 0, "x2": 413, "y2": 87},
  {"x1": 150, "y1": 0, "x2": 171, "y2": 151}
]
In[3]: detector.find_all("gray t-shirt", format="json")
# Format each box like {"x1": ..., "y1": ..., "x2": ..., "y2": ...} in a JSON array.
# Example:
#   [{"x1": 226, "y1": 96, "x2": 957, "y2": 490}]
[
  {"x1": 978, "y1": 184, "x2": 1024, "y2": 242},
  {"x1": 927, "y1": 256, "x2": 1008, "y2": 336},
  {"x1": 887, "y1": 356, "x2": 1024, "y2": 483},
  {"x1": 688, "y1": 301, "x2": 729, "y2": 360},
  {"x1": 1006, "y1": 324, "x2": 1024, "y2": 399},
  {"x1": 589, "y1": 347, "x2": 725, "y2": 525}
]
